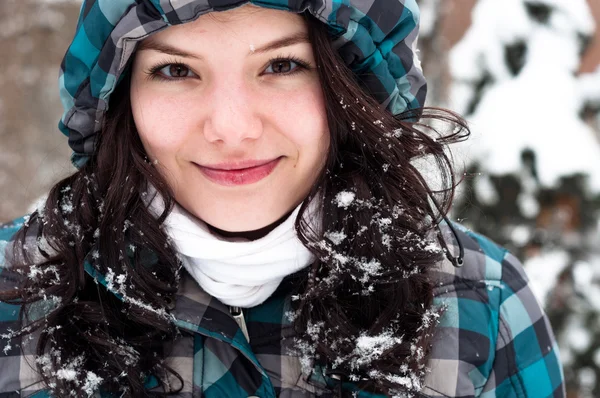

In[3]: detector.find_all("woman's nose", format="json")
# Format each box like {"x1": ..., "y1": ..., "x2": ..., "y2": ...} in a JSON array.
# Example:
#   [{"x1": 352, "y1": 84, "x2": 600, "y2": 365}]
[{"x1": 202, "y1": 80, "x2": 263, "y2": 146}]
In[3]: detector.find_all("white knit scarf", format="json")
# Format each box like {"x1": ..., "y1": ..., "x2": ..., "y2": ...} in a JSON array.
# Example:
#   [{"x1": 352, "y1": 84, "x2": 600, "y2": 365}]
[{"x1": 148, "y1": 193, "x2": 319, "y2": 308}]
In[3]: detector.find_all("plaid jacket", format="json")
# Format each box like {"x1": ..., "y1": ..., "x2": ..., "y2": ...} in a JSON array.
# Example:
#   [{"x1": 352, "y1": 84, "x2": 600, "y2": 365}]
[{"x1": 0, "y1": 217, "x2": 564, "y2": 397}]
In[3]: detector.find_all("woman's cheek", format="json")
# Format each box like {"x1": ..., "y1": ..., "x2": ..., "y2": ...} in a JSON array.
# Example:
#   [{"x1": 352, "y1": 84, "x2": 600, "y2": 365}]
[
  {"x1": 287, "y1": 93, "x2": 329, "y2": 146},
  {"x1": 135, "y1": 97, "x2": 191, "y2": 154}
]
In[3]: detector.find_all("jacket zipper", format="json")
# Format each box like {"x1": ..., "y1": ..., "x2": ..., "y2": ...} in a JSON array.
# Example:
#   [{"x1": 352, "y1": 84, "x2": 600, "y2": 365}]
[{"x1": 229, "y1": 306, "x2": 250, "y2": 343}]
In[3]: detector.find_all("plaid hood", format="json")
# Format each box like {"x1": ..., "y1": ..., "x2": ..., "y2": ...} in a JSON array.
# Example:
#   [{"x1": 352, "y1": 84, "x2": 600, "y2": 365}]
[{"x1": 58, "y1": 0, "x2": 427, "y2": 167}]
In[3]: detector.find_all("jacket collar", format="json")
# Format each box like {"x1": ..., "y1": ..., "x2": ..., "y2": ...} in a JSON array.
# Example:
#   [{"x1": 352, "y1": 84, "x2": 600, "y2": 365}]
[
  {"x1": 84, "y1": 259, "x2": 274, "y2": 380},
  {"x1": 170, "y1": 268, "x2": 247, "y2": 343},
  {"x1": 83, "y1": 260, "x2": 244, "y2": 343}
]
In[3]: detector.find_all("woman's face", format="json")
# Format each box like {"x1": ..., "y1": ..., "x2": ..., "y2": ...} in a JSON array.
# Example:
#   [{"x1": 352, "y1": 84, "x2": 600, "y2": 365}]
[{"x1": 130, "y1": 5, "x2": 330, "y2": 233}]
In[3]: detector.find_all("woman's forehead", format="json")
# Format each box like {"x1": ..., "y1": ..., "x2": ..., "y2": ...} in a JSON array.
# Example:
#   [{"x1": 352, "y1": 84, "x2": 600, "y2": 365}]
[
  {"x1": 207, "y1": 3, "x2": 270, "y2": 22},
  {"x1": 148, "y1": 4, "x2": 306, "y2": 42}
]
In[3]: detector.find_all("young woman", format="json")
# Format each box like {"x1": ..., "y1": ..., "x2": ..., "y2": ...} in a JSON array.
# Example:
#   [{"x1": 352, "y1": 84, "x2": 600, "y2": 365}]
[{"x1": 0, "y1": 1, "x2": 564, "y2": 397}]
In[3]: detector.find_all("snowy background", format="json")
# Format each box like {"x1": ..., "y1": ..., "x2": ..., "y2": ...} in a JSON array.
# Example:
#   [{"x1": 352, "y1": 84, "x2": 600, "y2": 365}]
[
  {"x1": 418, "y1": 0, "x2": 600, "y2": 395},
  {"x1": 0, "y1": 0, "x2": 599, "y2": 395}
]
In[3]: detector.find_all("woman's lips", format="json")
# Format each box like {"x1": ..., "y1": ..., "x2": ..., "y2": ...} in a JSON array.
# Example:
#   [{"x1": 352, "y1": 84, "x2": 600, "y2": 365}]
[{"x1": 196, "y1": 158, "x2": 281, "y2": 186}]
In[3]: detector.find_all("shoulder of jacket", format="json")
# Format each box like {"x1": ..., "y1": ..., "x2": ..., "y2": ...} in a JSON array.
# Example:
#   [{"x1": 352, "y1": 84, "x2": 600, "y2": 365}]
[
  {"x1": 1, "y1": 215, "x2": 29, "y2": 242},
  {"x1": 430, "y1": 222, "x2": 528, "y2": 291},
  {"x1": 425, "y1": 223, "x2": 564, "y2": 397},
  {"x1": 0, "y1": 216, "x2": 45, "y2": 395},
  {"x1": 424, "y1": 224, "x2": 529, "y2": 396},
  {"x1": 1, "y1": 215, "x2": 31, "y2": 267}
]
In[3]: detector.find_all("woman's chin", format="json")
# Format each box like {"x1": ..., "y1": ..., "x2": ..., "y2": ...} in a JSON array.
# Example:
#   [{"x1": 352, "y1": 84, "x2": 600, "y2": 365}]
[{"x1": 203, "y1": 208, "x2": 296, "y2": 241}]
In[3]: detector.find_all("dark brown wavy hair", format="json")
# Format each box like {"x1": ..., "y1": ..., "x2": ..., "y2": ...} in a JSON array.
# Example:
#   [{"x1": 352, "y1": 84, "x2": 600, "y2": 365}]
[{"x1": 1, "y1": 13, "x2": 468, "y2": 397}]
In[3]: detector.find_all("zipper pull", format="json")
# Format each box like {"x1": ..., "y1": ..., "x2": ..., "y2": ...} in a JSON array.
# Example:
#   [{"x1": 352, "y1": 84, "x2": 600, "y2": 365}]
[{"x1": 229, "y1": 306, "x2": 250, "y2": 343}]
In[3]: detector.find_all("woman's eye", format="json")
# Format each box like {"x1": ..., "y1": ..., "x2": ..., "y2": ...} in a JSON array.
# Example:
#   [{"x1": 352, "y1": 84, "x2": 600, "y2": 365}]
[
  {"x1": 147, "y1": 58, "x2": 307, "y2": 81},
  {"x1": 265, "y1": 59, "x2": 300, "y2": 74},
  {"x1": 157, "y1": 64, "x2": 195, "y2": 79}
]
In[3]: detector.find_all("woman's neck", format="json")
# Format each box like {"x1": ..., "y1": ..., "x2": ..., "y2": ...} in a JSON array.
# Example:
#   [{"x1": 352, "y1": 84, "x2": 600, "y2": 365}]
[{"x1": 206, "y1": 210, "x2": 294, "y2": 241}]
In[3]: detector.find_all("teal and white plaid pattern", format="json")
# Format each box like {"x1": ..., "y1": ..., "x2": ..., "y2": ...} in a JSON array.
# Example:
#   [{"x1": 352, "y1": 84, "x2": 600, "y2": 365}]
[
  {"x1": 58, "y1": 0, "x2": 427, "y2": 167},
  {"x1": 0, "y1": 218, "x2": 565, "y2": 397},
  {"x1": 424, "y1": 225, "x2": 565, "y2": 397}
]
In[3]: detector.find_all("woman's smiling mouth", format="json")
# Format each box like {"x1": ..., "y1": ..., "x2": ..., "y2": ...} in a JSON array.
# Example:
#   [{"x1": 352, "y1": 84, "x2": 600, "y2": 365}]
[{"x1": 195, "y1": 157, "x2": 282, "y2": 186}]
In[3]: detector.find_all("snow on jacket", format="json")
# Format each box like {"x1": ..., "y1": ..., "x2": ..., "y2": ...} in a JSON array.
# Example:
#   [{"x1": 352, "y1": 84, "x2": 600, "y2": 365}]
[{"x1": 0, "y1": 217, "x2": 565, "y2": 397}]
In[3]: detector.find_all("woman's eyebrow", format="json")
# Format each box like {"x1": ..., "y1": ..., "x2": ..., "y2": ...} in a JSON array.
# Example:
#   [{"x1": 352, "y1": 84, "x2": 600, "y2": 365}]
[
  {"x1": 137, "y1": 39, "x2": 203, "y2": 60},
  {"x1": 249, "y1": 32, "x2": 310, "y2": 55},
  {"x1": 136, "y1": 32, "x2": 310, "y2": 59}
]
